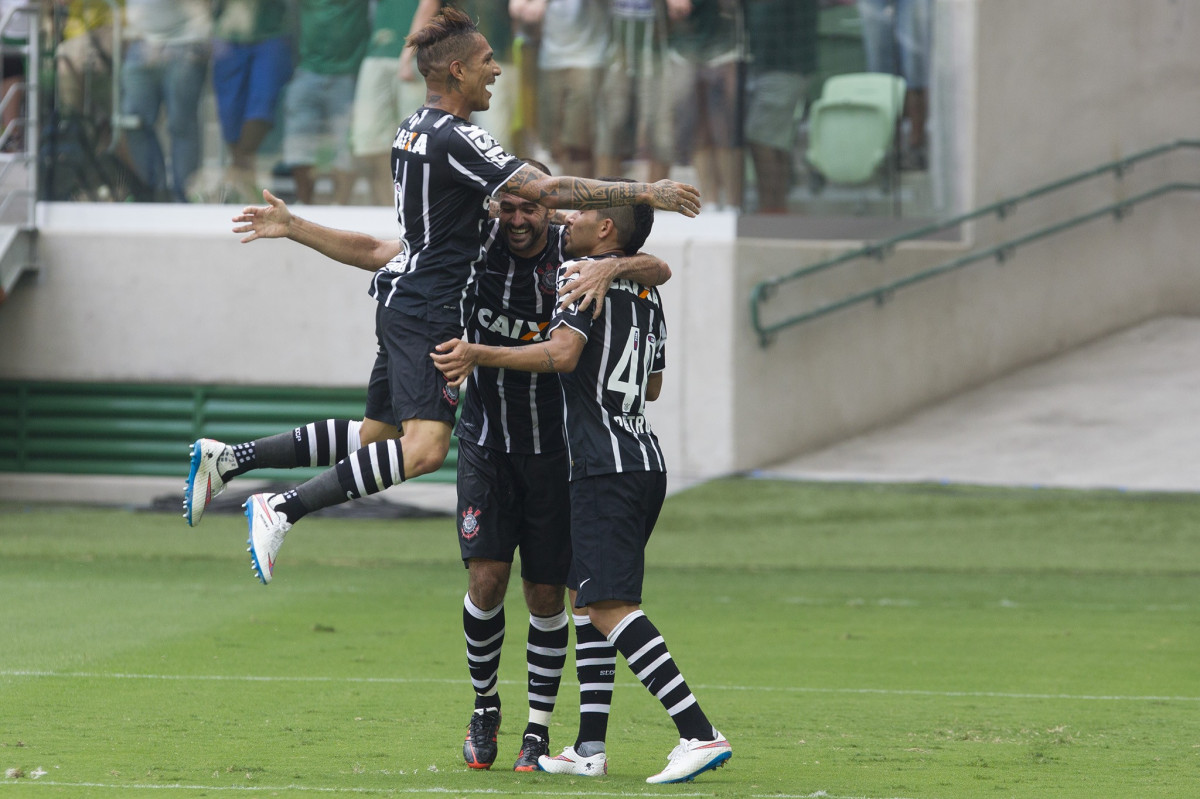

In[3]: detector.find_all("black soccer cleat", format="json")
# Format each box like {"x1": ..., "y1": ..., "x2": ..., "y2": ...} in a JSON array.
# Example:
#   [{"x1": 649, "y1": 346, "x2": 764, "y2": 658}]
[
  {"x1": 463, "y1": 707, "x2": 501, "y2": 769},
  {"x1": 512, "y1": 733, "x2": 549, "y2": 772}
]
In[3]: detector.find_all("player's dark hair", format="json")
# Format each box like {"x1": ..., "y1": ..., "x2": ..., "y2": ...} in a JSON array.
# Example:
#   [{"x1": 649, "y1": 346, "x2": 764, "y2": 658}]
[
  {"x1": 522, "y1": 158, "x2": 552, "y2": 176},
  {"x1": 407, "y1": 6, "x2": 480, "y2": 82},
  {"x1": 595, "y1": 177, "x2": 654, "y2": 255}
]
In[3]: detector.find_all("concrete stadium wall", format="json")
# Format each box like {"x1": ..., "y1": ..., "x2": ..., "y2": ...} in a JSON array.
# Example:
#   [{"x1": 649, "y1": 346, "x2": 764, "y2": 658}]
[
  {"x1": 731, "y1": 0, "x2": 1200, "y2": 471},
  {"x1": 3, "y1": 0, "x2": 1200, "y2": 490},
  {"x1": 0, "y1": 203, "x2": 740, "y2": 488}
]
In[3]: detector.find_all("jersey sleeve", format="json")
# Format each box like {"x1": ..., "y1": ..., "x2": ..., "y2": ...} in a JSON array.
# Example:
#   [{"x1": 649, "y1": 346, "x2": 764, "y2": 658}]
[
  {"x1": 651, "y1": 310, "x2": 667, "y2": 374},
  {"x1": 548, "y1": 259, "x2": 592, "y2": 341},
  {"x1": 446, "y1": 123, "x2": 527, "y2": 196}
]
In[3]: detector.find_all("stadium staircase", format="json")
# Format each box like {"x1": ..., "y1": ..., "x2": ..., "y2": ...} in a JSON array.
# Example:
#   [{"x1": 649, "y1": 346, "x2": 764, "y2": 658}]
[{"x1": 750, "y1": 139, "x2": 1200, "y2": 346}]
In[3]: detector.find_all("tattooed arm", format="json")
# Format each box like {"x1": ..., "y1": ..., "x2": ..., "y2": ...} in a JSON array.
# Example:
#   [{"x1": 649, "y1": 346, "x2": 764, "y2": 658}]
[
  {"x1": 431, "y1": 326, "x2": 587, "y2": 387},
  {"x1": 502, "y1": 165, "x2": 702, "y2": 217}
]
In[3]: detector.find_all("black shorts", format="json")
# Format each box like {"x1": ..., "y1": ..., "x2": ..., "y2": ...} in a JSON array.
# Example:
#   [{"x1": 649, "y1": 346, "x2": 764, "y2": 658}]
[
  {"x1": 456, "y1": 439, "x2": 572, "y2": 587},
  {"x1": 364, "y1": 304, "x2": 461, "y2": 427},
  {"x1": 569, "y1": 470, "x2": 667, "y2": 608}
]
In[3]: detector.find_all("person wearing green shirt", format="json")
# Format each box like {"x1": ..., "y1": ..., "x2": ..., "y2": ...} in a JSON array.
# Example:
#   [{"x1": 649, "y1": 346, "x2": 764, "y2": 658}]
[
  {"x1": 283, "y1": 0, "x2": 370, "y2": 204},
  {"x1": 744, "y1": 0, "x2": 818, "y2": 212}
]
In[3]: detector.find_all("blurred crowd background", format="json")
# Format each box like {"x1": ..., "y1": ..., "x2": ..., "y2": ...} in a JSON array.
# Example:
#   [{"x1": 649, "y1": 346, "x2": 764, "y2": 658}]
[{"x1": 0, "y1": 0, "x2": 937, "y2": 216}]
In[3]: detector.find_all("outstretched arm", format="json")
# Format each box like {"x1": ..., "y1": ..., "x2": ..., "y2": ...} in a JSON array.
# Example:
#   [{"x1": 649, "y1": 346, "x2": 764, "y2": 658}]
[
  {"x1": 431, "y1": 326, "x2": 587, "y2": 387},
  {"x1": 232, "y1": 189, "x2": 403, "y2": 271},
  {"x1": 501, "y1": 166, "x2": 701, "y2": 217},
  {"x1": 557, "y1": 253, "x2": 672, "y2": 316}
]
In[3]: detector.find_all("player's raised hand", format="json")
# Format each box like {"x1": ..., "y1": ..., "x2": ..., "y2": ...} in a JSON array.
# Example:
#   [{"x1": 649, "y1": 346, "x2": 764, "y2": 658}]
[
  {"x1": 646, "y1": 179, "x2": 701, "y2": 217},
  {"x1": 232, "y1": 189, "x2": 293, "y2": 243}
]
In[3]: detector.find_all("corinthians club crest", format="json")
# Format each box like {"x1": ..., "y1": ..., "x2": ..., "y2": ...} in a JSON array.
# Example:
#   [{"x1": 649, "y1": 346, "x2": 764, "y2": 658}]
[{"x1": 460, "y1": 506, "x2": 482, "y2": 540}]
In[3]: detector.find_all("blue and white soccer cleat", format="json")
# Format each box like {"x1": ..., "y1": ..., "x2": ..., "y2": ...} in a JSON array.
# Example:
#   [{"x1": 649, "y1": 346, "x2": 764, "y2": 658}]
[
  {"x1": 183, "y1": 438, "x2": 236, "y2": 527},
  {"x1": 645, "y1": 731, "x2": 731, "y2": 784},
  {"x1": 244, "y1": 493, "x2": 291, "y2": 585}
]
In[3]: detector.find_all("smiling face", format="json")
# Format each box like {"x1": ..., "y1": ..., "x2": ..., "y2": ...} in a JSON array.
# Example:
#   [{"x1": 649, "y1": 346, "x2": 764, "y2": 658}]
[
  {"x1": 497, "y1": 192, "x2": 549, "y2": 258},
  {"x1": 458, "y1": 33, "x2": 501, "y2": 112}
]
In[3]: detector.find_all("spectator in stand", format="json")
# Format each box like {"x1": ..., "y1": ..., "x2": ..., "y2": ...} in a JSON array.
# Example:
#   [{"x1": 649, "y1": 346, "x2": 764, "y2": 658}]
[
  {"x1": 857, "y1": 0, "x2": 931, "y2": 169},
  {"x1": 744, "y1": 0, "x2": 817, "y2": 213},
  {"x1": 596, "y1": 0, "x2": 690, "y2": 183},
  {"x1": 669, "y1": 0, "x2": 742, "y2": 211},
  {"x1": 212, "y1": 0, "x2": 294, "y2": 202},
  {"x1": 51, "y1": 0, "x2": 117, "y2": 123},
  {"x1": 351, "y1": 0, "x2": 440, "y2": 205},
  {"x1": 284, "y1": 0, "x2": 370, "y2": 204},
  {"x1": 449, "y1": 0, "x2": 517, "y2": 152},
  {"x1": 120, "y1": 0, "x2": 212, "y2": 202},
  {"x1": 510, "y1": 0, "x2": 607, "y2": 178}
]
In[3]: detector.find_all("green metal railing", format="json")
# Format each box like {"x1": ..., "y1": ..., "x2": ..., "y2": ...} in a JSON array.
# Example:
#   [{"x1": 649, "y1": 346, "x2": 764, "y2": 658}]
[
  {"x1": 750, "y1": 139, "x2": 1200, "y2": 346},
  {"x1": 0, "y1": 380, "x2": 457, "y2": 482}
]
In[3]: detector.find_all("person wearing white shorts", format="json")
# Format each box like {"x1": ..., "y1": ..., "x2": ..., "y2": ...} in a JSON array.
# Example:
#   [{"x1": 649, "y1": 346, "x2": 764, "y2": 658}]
[{"x1": 351, "y1": 0, "x2": 440, "y2": 205}]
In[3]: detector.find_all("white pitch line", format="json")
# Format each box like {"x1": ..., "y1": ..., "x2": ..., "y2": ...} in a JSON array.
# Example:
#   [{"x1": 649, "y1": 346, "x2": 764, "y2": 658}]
[
  {"x1": 2, "y1": 670, "x2": 1197, "y2": 703},
  {"x1": 0, "y1": 781, "x2": 712, "y2": 797},
  {"x1": 0, "y1": 782, "x2": 922, "y2": 799}
]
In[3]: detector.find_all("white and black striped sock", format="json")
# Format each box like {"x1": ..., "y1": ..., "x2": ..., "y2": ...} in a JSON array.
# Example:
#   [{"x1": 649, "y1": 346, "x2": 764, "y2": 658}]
[
  {"x1": 525, "y1": 610, "x2": 568, "y2": 737},
  {"x1": 609, "y1": 610, "x2": 714, "y2": 742},
  {"x1": 574, "y1": 613, "x2": 617, "y2": 750},
  {"x1": 292, "y1": 419, "x2": 363, "y2": 466},
  {"x1": 332, "y1": 439, "x2": 406, "y2": 499},
  {"x1": 224, "y1": 420, "x2": 363, "y2": 478},
  {"x1": 274, "y1": 439, "x2": 404, "y2": 523},
  {"x1": 464, "y1": 594, "x2": 505, "y2": 709}
]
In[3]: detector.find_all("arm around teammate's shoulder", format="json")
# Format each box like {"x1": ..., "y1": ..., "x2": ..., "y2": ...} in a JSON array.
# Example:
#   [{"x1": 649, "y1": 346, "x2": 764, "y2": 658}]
[
  {"x1": 432, "y1": 326, "x2": 587, "y2": 387},
  {"x1": 646, "y1": 372, "x2": 663, "y2": 402},
  {"x1": 501, "y1": 165, "x2": 701, "y2": 217}
]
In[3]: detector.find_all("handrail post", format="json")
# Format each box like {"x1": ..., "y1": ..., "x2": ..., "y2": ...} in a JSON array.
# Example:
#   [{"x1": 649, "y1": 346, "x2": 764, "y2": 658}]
[
  {"x1": 749, "y1": 141, "x2": 1200, "y2": 346},
  {"x1": 0, "y1": 2, "x2": 40, "y2": 226},
  {"x1": 24, "y1": 0, "x2": 38, "y2": 222}
]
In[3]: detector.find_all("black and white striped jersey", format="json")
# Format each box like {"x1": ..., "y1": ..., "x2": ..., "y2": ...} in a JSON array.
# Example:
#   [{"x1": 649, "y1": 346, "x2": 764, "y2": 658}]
[
  {"x1": 455, "y1": 222, "x2": 568, "y2": 455},
  {"x1": 369, "y1": 108, "x2": 527, "y2": 327},
  {"x1": 549, "y1": 253, "x2": 668, "y2": 479}
]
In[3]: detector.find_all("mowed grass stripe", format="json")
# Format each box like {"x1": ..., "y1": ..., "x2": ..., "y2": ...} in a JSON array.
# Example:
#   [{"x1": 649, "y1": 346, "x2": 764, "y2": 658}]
[
  {"x1": 3, "y1": 479, "x2": 1199, "y2": 799},
  {"x1": 4, "y1": 671, "x2": 1200, "y2": 703}
]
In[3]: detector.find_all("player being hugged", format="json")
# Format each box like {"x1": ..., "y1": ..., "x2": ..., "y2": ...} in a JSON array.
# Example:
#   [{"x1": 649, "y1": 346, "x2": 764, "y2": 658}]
[{"x1": 433, "y1": 194, "x2": 732, "y2": 785}]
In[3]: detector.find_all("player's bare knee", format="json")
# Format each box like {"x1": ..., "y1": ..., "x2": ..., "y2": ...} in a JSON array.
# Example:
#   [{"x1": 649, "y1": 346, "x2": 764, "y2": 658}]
[
  {"x1": 468, "y1": 559, "x2": 510, "y2": 609},
  {"x1": 401, "y1": 437, "x2": 450, "y2": 477},
  {"x1": 523, "y1": 581, "x2": 566, "y2": 617}
]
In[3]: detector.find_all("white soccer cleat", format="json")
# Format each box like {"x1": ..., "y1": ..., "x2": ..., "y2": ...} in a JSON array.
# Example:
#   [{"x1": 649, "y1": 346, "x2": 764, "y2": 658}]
[
  {"x1": 183, "y1": 438, "x2": 236, "y2": 527},
  {"x1": 536, "y1": 745, "x2": 608, "y2": 776},
  {"x1": 645, "y1": 732, "x2": 731, "y2": 784},
  {"x1": 244, "y1": 493, "x2": 291, "y2": 585}
]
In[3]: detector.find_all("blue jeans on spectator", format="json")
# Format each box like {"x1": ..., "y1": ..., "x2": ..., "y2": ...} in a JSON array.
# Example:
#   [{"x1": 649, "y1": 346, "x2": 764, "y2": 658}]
[
  {"x1": 857, "y1": 0, "x2": 930, "y2": 89},
  {"x1": 120, "y1": 39, "x2": 210, "y2": 202}
]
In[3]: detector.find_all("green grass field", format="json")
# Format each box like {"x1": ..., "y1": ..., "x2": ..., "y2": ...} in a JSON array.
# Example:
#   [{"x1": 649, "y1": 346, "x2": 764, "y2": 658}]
[{"x1": 2, "y1": 478, "x2": 1198, "y2": 798}]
